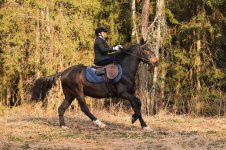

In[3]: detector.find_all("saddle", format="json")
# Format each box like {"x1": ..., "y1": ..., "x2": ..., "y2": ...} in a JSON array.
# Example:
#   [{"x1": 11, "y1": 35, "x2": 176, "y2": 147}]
[{"x1": 94, "y1": 64, "x2": 119, "y2": 80}]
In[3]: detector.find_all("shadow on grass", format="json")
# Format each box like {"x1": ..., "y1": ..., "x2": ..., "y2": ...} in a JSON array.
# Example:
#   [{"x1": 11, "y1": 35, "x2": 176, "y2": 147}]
[
  {"x1": 21, "y1": 117, "x2": 59, "y2": 127},
  {"x1": 20, "y1": 116, "x2": 132, "y2": 131}
]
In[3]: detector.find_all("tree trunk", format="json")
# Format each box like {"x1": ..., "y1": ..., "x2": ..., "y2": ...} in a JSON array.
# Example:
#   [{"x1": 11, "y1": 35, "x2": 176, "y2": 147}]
[
  {"x1": 194, "y1": 31, "x2": 202, "y2": 113},
  {"x1": 150, "y1": 0, "x2": 165, "y2": 115},
  {"x1": 193, "y1": 1, "x2": 204, "y2": 113},
  {"x1": 138, "y1": 0, "x2": 150, "y2": 114},
  {"x1": 141, "y1": 0, "x2": 150, "y2": 41},
  {"x1": 131, "y1": 0, "x2": 139, "y2": 43},
  {"x1": 35, "y1": 10, "x2": 41, "y2": 78}
]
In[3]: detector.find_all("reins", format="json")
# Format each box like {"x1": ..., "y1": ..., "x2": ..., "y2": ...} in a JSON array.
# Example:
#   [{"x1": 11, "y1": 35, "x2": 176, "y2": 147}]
[
  {"x1": 121, "y1": 45, "x2": 156, "y2": 65},
  {"x1": 123, "y1": 51, "x2": 149, "y2": 63}
]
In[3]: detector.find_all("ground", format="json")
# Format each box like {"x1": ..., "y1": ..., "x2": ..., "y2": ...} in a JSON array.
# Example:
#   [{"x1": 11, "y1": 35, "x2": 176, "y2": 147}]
[{"x1": 1, "y1": 104, "x2": 226, "y2": 150}]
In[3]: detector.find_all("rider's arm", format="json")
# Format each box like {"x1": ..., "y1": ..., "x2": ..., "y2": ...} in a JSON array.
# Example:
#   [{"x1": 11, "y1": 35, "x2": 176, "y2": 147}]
[{"x1": 96, "y1": 38, "x2": 114, "y2": 54}]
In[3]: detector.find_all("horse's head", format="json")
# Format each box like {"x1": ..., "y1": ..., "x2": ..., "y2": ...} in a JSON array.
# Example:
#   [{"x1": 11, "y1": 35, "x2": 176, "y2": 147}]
[{"x1": 136, "y1": 38, "x2": 158, "y2": 65}]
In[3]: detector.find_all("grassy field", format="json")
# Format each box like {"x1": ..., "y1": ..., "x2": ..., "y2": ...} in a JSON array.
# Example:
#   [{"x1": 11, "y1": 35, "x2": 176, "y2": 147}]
[{"x1": 1, "y1": 104, "x2": 226, "y2": 150}]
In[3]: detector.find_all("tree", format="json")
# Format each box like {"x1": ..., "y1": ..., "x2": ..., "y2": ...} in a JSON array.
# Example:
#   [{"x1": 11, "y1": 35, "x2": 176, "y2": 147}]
[
  {"x1": 164, "y1": 0, "x2": 226, "y2": 115},
  {"x1": 138, "y1": 0, "x2": 150, "y2": 114},
  {"x1": 130, "y1": 0, "x2": 139, "y2": 43}
]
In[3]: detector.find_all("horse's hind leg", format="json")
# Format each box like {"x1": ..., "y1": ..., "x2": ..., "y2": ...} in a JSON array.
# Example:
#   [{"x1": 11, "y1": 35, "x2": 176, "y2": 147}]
[
  {"x1": 76, "y1": 91, "x2": 106, "y2": 128},
  {"x1": 58, "y1": 88, "x2": 74, "y2": 128}
]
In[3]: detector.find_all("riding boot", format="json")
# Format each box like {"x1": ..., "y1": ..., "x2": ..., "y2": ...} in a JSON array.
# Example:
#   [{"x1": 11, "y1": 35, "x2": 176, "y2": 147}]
[{"x1": 95, "y1": 68, "x2": 106, "y2": 76}]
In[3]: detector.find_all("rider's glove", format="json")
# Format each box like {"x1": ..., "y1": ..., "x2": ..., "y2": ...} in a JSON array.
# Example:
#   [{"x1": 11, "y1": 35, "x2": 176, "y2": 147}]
[{"x1": 113, "y1": 45, "x2": 123, "y2": 51}]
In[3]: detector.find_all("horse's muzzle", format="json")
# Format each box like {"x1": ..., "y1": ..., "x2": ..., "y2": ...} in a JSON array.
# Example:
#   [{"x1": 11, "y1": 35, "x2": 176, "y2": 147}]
[{"x1": 149, "y1": 56, "x2": 158, "y2": 66}]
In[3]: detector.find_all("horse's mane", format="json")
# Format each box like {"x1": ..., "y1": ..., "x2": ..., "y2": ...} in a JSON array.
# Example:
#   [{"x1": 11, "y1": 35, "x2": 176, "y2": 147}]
[{"x1": 120, "y1": 44, "x2": 140, "y2": 53}]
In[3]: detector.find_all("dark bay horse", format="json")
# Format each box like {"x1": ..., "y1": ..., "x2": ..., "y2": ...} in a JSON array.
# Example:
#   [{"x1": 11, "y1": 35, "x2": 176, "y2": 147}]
[{"x1": 31, "y1": 42, "x2": 158, "y2": 131}]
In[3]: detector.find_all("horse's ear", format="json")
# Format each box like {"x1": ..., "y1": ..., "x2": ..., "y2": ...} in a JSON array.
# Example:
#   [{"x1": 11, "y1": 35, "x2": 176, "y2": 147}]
[{"x1": 140, "y1": 38, "x2": 146, "y2": 46}]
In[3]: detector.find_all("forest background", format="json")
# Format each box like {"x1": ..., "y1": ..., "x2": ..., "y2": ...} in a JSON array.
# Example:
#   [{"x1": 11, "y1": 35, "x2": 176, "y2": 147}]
[{"x1": 0, "y1": 0, "x2": 225, "y2": 116}]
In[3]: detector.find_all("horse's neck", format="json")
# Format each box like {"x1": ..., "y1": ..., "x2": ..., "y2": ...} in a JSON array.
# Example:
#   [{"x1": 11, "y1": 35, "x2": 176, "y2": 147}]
[{"x1": 121, "y1": 54, "x2": 140, "y2": 80}]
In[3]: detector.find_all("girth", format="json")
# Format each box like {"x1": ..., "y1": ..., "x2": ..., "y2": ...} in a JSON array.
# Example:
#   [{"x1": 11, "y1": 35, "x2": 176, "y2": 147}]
[{"x1": 92, "y1": 64, "x2": 119, "y2": 97}]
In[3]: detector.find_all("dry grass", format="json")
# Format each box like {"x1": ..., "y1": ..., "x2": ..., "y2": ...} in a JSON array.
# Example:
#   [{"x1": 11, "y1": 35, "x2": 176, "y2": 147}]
[{"x1": 1, "y1": 104, "x2": 226, "y2": 150}]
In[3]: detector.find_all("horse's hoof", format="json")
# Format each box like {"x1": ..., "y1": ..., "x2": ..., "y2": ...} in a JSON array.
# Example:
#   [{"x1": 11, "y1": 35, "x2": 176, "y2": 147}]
[
  {"x1": 61, "y1": 126, "x2": 69, "y2": 129},
  {"x1": 93, "y1": 120, "x2": 106, "y2": 128},
  {"x1": 143, "y1": 126, "x2": 152, "y2": 132}
]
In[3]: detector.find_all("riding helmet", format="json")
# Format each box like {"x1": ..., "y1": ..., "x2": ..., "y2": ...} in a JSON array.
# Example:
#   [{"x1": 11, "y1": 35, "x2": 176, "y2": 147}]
[{"x1": 95, "y1": 26, "x2": 108, "y2": 36}]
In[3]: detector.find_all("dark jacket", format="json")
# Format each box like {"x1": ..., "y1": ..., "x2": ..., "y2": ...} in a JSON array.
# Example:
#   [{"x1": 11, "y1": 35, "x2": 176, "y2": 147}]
[{"x1": 94, "y1": 36, "x2": 114, "y2": 64}]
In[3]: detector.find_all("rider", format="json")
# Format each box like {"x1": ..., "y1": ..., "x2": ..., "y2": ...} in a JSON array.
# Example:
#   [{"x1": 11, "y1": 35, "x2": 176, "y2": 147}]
[{"x1": 94, "y1": 26, "x2": 123, "y2": 66}]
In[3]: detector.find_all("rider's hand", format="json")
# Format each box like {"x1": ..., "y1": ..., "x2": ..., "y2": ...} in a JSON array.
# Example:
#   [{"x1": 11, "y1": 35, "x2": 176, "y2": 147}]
[{"x1": 113, "y1": 45, "x2": 123, "y2": 51}]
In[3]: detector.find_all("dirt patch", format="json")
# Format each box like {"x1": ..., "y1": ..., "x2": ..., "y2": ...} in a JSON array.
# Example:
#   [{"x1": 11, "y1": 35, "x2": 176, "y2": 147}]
[{"x1": 0, "y1": 106, "x2": 226, "y2": 149}]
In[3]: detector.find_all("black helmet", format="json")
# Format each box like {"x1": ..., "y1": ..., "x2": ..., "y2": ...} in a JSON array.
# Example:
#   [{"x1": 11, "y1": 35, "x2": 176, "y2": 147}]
[{"x1": 95, "y1": 26, "x2": 108, "y2": 36}]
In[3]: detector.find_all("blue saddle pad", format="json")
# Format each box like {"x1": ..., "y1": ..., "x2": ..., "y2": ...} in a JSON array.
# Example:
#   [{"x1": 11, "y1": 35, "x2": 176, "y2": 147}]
[{"x1": 85, "y1": 64, "x2": 122, "y2": 83}]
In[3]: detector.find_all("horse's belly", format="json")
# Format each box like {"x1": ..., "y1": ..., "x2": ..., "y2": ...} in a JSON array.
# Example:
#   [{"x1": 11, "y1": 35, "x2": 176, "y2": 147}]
[{"x1": 83, "y1": 85, "x2": 111, "y2": 98}]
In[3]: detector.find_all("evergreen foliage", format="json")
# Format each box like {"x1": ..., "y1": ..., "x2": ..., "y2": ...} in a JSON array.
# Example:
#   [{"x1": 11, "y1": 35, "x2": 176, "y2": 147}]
[
  {"x1": 0, "y1": 0, "x2": 225, "y2": 116},
  {"x1": 163, "y1": 0, "x2": 226, "y2": 115}
]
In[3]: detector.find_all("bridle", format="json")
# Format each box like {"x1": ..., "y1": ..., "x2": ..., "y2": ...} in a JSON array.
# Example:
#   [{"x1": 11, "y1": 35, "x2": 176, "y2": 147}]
[{"x1": 122, "y1": 44, "x2": 156, "y2": 65}]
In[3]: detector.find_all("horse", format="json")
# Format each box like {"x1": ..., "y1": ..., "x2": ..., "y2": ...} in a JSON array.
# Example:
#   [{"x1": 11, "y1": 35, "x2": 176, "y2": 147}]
[{"x1": 30, "y1": 41, "x2": 158, "y2": 131}]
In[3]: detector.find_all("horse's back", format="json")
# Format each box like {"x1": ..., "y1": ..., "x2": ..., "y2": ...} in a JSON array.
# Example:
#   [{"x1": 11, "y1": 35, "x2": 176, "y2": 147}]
[{"x1": 61, "y1": 64, "x2": 86, "y2": 86}]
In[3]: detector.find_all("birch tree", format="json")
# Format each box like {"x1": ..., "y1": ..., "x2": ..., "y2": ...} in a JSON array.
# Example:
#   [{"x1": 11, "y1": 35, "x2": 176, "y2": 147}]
[
  {"x1": 130, "y1": 0, "x2": 139, "y2": 43},
  {"x1": 147, "y1": 0, "x2": 166, "y2": 115}
]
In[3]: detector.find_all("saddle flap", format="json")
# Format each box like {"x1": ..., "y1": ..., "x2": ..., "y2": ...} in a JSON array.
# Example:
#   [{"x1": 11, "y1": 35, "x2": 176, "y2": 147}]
[{"x1": 106, "y1": 64, "x2": 119, "y2": 79}]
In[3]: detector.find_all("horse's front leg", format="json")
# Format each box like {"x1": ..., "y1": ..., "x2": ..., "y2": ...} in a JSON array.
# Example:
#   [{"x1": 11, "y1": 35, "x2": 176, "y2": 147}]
[{"x1": 121, "y1": 92, "x2": 151, "y2": 131}]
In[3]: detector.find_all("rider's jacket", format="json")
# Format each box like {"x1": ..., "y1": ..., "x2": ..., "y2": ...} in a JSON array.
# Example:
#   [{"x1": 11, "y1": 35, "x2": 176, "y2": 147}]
[{"x1": 93, "y1": 36, "x2": 114, "y2": 64}]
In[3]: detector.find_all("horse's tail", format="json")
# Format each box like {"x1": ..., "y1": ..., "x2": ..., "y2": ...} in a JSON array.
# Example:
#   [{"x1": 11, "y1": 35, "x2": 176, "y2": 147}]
[{"x1": 30, "y1": 72, "x2": 63, "y2": 102}]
